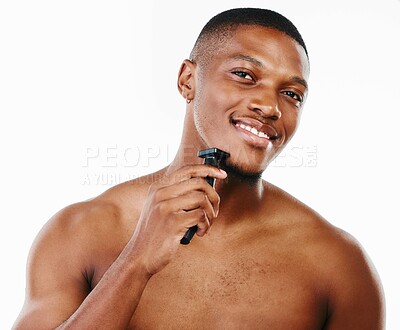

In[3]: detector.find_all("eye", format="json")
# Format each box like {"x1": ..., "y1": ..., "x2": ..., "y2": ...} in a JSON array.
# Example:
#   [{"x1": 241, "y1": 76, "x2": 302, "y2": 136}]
[
  {"x1": 282, "y1": 90, "x2": 303, "y2": 103},
  {"x1": 232, "y1": 71, "x2": 254, "y2": 81}
]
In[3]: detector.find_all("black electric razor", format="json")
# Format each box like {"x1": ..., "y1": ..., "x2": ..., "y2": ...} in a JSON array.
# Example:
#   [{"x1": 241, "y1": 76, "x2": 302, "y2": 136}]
[{"x1": 180, "y1": 148, "x2": 230, "y2": 245}]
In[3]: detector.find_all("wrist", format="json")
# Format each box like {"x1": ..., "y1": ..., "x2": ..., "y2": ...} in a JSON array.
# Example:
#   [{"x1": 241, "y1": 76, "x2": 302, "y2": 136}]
[{"x1": 123, "y1": 238, "x2": 154, "y2": 281}]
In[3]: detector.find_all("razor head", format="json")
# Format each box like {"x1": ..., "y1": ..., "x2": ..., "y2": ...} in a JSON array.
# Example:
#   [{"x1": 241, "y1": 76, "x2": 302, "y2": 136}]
[
  {"x1": 198, "y1": 148, "x2": 230, "y2": 168},
  {"x1": 198, "y1": 148, "x2": 230, "y2": 161}
]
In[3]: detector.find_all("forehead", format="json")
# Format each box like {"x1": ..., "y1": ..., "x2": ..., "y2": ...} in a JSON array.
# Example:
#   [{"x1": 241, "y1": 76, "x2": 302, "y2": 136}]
[{"x1": 205, "y1": 25, "x2": 309, "y2": 79}]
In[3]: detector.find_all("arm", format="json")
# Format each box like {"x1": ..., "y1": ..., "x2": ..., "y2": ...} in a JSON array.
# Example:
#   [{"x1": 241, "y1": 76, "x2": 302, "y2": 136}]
[
  {"x1": 323, "y1": 233, "x2": 385, "y2": 329},
  {"x1": 13, "y1": 165, "x2": 226, "y2": 329}
]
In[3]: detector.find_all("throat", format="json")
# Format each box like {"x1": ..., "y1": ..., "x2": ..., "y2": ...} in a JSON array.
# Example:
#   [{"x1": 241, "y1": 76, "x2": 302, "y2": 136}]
[{"x1": 213, "y1": 175, "x2": 266, "y2": 233}]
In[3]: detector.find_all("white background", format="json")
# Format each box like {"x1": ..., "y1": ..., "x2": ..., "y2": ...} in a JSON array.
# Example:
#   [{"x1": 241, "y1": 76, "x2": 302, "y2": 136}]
[{"x1": 1, "y1": 0, "x2": 399, "y2": 328}]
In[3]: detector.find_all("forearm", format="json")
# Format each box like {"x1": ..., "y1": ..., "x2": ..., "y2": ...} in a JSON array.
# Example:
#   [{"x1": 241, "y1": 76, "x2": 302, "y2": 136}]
[{"x1": 56, "y1": 242, "x2": 151, "y2": 330}]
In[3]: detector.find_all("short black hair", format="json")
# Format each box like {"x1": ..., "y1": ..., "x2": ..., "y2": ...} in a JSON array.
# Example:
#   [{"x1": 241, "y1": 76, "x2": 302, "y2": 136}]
[{"x1": 190, "y1": 8, "x2": 308, "y2": 65}]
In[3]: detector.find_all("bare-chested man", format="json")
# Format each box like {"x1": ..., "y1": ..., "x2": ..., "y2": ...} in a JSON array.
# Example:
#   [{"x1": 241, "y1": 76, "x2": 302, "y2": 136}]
[{"x1": 13, "y1": 8, "x2": 385, "y2": 329}]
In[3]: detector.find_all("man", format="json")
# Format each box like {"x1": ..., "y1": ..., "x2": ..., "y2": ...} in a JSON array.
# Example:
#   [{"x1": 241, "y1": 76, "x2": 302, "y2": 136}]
[{"x1": 14, "y1": 8, "x2": 384, "y2": 329}]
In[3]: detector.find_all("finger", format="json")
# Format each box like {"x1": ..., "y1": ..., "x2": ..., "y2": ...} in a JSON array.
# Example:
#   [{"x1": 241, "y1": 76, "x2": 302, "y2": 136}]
[
  {"x1": 175, "y1": 208, "x2": 210, "y2": 237},
  {"x1": 173, "y1": 190, "x2": 216, "y2": 224},
  {"x1": 155, "y1": 177, "x2": 220, "y2": 216},
  {"x1": 195, "y1": 212, "x2": 210, "y2": 237},
  {"x1": 159, "y1": 165, "x2": 227, "y2": 187}
]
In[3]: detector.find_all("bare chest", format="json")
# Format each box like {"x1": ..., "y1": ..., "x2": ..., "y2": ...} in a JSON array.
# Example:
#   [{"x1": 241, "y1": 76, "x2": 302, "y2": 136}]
[{"x1": 129, "y1": 248, "x2": 327, "y2": 329}]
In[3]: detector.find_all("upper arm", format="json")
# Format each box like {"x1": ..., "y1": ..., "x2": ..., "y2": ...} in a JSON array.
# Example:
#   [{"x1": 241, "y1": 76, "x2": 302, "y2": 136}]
[
  {"x1": 13, "y1": 206, "x2": 92, "y2": 329},
  {"x1": 324, "y1": 233, "x2": 385, "y2": 329}
]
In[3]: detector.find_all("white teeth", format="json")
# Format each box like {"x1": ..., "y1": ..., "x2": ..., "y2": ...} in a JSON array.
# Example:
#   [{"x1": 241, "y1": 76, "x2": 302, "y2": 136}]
[{"x1": 235, "y1": 122, "x2": 270, "y2": 139}]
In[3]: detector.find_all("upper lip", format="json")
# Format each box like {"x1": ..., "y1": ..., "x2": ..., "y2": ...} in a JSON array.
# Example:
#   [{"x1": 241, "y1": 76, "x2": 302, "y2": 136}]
[{"x1": 231, "y1": 117, "x2": 280, "y2": 141}]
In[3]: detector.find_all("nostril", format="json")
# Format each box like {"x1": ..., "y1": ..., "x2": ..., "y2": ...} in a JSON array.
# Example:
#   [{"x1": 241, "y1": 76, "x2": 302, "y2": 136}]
[
  {"x1": 253, "y1": 108, "x2": 281, "y2": 121},
  {"x1": 250, "y1": 102, "x2": 281, "y2": 120}
]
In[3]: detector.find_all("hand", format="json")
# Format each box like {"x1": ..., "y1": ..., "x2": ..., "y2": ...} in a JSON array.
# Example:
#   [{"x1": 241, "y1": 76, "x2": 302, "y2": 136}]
[{"x1": 130, "y1": 165, "x2": 227, "y2": 276}]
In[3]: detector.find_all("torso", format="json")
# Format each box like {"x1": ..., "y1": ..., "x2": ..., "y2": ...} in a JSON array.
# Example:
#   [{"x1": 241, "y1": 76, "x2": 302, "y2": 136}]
[
  {"x1": 87, "y1": 178, "x2": 333, "y2": 329},
  {"x1": 130, "y1": 237, "x2": 327, "y2": 329}
]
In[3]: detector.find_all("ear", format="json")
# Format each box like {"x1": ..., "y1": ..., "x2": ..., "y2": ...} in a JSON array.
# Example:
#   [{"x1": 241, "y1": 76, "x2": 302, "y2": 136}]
[{"x1": 177, "y1": 59, "x2": 196, "y2": 102}]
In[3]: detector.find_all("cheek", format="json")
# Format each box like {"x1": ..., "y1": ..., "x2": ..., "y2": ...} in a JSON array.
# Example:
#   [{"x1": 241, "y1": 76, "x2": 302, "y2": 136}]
[
  {"x1": 192, "y1": 84, "x2": 235, "y2": 138},
  {"x1": 287, "y1": 114, "x2": 300, "y2": 133},
  {"x1": 291, "y1": 108, "x2": 302, "y2": 131},
  {"x1": 282, "y1": 108, "x2": 302, "y2": 143},
  {"x1": 192, "y1": 98, "x2": 220, "y2": 142}
]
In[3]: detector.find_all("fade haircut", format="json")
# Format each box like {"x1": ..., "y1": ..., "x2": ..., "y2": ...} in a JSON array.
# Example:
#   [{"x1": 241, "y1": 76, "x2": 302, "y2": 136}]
[{"x1": 190, "y1": 8, "x2": 308, "y2": 67}]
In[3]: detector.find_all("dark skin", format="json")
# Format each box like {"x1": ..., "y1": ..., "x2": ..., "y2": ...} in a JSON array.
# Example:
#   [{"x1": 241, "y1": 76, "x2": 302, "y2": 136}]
[{"x1": 14, "y1": 26, "x2": 385, "y2": 329}]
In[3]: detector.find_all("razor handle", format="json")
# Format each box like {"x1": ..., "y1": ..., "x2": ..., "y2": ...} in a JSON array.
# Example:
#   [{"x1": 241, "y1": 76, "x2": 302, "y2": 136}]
[{"x1": 180, "y1": 148, "x2": 229, "y2": 245}]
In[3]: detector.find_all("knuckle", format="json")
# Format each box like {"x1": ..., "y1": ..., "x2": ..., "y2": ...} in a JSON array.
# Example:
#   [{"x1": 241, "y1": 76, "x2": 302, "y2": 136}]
[
  {"x1": 191, "y1": 177, "x2": 203, "y2": 186},
  {"x1": 194, "y1": 208, "x2": 205, "y2": 221},
  {"x1": 149, "y1": 181, "x2": 160, "y2": 190},
  {"x1": 207, "y1": 189, "x2": 219, "y2": 202},
  {"x1": 152, "y1": 186, "x2": 167, "y2": 202},
  {"x1": 189, "y1": 190, "x2": 204, "y2": 202},
  {"x1": 181, "y1": 164, "x2": 196, "y2": 174},
  {"x1": 157, "y1": 199, "x2": 170, "y2": 214},
  {"x1": 149, "y1": 182, "x2": 161, "y2": 197},
  {"x1": 199, "y1": 193, "x2": 210, "y2": 208},
  {"x1": 152, "y1": 189, "x2": 162, "y2": 201}
]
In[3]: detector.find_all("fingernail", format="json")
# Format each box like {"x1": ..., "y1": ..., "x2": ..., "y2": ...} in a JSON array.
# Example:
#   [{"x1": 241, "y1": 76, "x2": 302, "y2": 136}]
[{"x1": 219, "y1": 169, "x2": 227, "y2": 175}]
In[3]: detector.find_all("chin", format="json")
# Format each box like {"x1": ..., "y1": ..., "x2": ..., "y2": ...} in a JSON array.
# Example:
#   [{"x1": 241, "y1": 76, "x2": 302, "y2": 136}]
[{"x1": 220, "y1": 161, "x2": 264, "y2": 185}]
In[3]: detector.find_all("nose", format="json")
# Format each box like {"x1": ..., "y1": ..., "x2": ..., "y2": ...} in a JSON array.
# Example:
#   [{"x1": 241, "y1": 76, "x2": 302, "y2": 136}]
[{"x1": 249, "y1": 92, "x2": 281, "y2": 120}]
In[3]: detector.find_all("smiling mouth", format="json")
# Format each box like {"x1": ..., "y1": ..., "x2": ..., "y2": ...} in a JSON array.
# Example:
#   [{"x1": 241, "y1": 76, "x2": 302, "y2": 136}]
[{"x1": 231, "y1": 118, "x2": 279, "y2": 141}]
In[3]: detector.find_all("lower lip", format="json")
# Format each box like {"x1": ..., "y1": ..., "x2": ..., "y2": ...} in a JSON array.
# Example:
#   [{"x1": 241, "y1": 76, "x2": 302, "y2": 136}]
[{"x1": 233, "y1": 124, "x2": 273, "y2": 149}]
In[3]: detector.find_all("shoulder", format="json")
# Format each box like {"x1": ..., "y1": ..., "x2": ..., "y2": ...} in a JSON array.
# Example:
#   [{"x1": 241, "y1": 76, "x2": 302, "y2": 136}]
[
  {"x1": 28, "y1": 198, "x2": 123, "y2": 276},
  {"x1": 29, "y1": 171, "x2": 160, "y2": 273},
  {"x1": 265, "y1": 181, "x2": 385, "y2": 328},
  {"x1": 265, "y1": 181, "x2": 382, "y2": 280},
  {"x1": 314, "y1": 226, "x2": 385, "y2": 327}
]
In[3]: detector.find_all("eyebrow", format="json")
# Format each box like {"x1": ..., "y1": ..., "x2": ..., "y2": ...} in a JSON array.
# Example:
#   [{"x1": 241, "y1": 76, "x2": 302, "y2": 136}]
[
  {"x1": 230, "y1": 54, "x2": 264, "y2": 67},
  {"x1": 290, "y1": 76, "x2": 308, "y2": 90}
]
